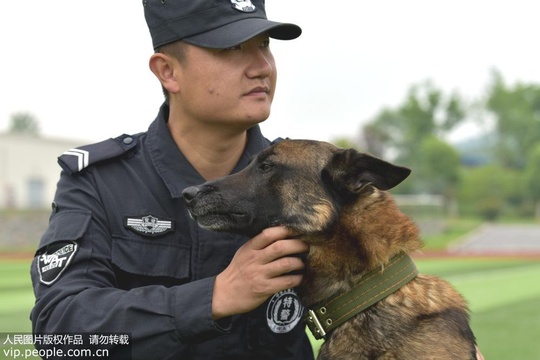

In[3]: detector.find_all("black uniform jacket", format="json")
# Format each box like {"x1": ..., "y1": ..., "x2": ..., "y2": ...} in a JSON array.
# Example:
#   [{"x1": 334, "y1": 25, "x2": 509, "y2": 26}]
[{"x1": 30, "y1": 104, "x2": 313, "y2": 360}]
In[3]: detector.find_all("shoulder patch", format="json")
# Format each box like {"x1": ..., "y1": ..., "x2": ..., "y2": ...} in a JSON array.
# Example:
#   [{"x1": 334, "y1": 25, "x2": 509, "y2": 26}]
[
  {"x1": 58, "y1": 134, "x2": 138, "y2": 175},
  {"x1": 37, "y1": 241, "x2": 78, "y2": 286}
]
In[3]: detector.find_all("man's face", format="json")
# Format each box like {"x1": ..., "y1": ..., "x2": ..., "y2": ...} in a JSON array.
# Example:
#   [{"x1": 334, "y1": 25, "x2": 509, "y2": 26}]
[{"x1": 175, "y1": 34, "x2": 277, "y2": 129}]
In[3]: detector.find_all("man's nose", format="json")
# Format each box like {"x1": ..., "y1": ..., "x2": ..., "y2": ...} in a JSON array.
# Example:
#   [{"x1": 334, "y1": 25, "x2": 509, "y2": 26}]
[{"x1": 246, "y1": 49, "x2": 273, "y2": 79}]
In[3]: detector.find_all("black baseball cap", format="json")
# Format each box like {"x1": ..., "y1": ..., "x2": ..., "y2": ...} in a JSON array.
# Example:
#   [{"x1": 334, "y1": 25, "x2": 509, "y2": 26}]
[{"x1": 143, "y1": 0, "x2": 302, "y2": 50}]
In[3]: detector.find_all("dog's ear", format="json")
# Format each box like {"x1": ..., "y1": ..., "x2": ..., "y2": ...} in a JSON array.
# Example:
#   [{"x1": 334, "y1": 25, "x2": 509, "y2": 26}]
[{"x1": 322, "y1": 148, "x2": 411, "y2": 195}]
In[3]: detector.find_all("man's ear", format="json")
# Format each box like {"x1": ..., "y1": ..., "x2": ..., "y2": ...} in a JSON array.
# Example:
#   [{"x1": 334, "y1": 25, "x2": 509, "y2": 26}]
[
  {"x1": 149, "y1": 53, "x2": 181, "y2": 95},
  {"x1": 322, "y1": 148, "x2": 411, "y2": 195}
]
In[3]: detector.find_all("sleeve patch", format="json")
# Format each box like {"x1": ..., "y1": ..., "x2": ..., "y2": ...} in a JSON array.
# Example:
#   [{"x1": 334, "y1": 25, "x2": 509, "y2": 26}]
[
  {"x1": 35, "y1": 210, "x2": 91, "y2": 286},
  {"x1": 37, "y1": 241, "x2": 78, "y2": 286}
]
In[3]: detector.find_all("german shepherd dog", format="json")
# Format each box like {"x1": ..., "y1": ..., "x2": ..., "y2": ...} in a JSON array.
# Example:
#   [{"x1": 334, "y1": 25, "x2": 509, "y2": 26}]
[{"x1": 183, "y1": 140, "x2": 476, "y2": 359}]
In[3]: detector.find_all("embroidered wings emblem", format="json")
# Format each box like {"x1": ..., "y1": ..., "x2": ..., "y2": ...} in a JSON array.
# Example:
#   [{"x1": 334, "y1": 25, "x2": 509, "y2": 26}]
[{"x1": 125, "y1": 215, "x2": 173, "y2": 236}]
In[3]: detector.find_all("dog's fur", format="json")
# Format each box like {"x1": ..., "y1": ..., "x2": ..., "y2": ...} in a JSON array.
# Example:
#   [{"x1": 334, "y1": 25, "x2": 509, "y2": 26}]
[{"x1": 183, "y1": 139, "x2": 476, "y2": 359}]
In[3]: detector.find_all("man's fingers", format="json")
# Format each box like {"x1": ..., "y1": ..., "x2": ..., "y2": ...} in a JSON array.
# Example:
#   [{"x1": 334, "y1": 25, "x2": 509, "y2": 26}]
[
  {"x1": 266, "y1": 256, "x2": 306, "y2": 278},
  {"x1": 248, "y1": 226, "x2": 309, "y2": 263},
  {"x1": 276, "y1": 273, "x2": 303, "y2": 290},
  {"x1": 259, "y1": 238, "x2": 307, "y2": 262},
  {"x1": 249, "y1": 226, "x2": 292, "y2": 250}
]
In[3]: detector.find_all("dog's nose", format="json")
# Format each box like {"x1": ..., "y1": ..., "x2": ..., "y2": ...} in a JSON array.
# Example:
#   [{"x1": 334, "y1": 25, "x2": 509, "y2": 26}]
[{"x1": 182, "y1": 186, "x2": 200, "y2": 204}]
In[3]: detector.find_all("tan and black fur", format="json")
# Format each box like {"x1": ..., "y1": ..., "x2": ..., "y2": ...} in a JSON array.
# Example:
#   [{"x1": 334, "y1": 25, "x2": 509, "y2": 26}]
[{"x1": 183, "y1": 140, "x2": 476, "y2": 359}]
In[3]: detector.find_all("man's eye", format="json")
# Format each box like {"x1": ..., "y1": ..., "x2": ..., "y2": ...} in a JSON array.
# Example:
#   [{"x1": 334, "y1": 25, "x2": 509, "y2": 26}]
[{"x1": 261, "y1": 39, "x2": 270, "y2": 48}]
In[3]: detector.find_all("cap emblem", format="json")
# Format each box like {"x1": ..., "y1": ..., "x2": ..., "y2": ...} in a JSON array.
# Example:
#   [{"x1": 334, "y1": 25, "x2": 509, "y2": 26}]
[{"x1": 230, "y1": 0, "x2": 256, "y2": 13}]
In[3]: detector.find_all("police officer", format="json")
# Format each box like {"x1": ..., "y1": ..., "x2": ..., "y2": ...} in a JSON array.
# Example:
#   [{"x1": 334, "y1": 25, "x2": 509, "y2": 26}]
[{"x1": 30, "y1": 1, "x2": 313, "y2": 359}]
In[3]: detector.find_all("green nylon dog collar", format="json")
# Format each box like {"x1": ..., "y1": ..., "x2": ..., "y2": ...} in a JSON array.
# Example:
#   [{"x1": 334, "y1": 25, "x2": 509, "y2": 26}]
[{"x1": 304, "y1": 252, "x2": 419, "y2": 340}]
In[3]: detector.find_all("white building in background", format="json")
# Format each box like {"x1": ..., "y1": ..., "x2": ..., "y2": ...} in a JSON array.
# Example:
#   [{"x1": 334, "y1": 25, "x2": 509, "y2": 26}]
[{"x1": 0, "y1": 133, "x2": 84, "y2": 209}]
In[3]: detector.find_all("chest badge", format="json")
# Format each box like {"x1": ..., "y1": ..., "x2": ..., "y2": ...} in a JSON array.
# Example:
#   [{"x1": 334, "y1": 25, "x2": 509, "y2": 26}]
[
  {"x1": 125, "y1": 215, "x2": 174, "y2": 236},
  {"x1": 266, "y1": 288, "x2": 304, "y2": 334}
]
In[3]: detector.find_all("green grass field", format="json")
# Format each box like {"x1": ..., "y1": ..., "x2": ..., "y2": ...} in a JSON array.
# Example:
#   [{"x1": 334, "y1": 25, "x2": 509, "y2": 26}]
[
  {"x1": 418, "y1": 258, "x2": 540, "y2": 359},
  {"x1": 2, "y1": 258, "x2": 540, "y2": 359},
  {"x1": 0, "y1": 260, "x2": 34, "y2": 333}
]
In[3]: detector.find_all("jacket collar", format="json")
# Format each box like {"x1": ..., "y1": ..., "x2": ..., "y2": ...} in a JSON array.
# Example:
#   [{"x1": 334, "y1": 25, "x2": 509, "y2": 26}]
[{"x1": 147, "y1": 103, "x2": 271, "y2": 198}]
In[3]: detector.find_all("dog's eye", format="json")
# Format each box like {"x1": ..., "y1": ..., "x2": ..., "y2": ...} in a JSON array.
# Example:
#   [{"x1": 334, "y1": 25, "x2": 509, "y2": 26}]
[{"x1": 258, "y1": 163, "x2": 274, "y2": 172}]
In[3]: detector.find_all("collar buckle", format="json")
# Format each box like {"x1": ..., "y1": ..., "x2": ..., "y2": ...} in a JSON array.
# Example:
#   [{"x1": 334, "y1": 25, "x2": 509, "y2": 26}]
[{"x1": 305, "y1": 309, "x2": 327, "y2": 340}]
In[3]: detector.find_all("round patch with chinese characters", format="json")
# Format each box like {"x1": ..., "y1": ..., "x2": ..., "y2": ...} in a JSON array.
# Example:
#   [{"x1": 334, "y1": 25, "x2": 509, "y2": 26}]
[{"x1": 266, "y1": 288, "x2": 303, "y2": 334}]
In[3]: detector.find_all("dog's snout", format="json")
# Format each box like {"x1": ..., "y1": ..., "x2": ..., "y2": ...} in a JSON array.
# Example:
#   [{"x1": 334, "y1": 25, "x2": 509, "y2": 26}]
[{"x1": 182, "y1": 186, "x2": 201, "y2": 204}]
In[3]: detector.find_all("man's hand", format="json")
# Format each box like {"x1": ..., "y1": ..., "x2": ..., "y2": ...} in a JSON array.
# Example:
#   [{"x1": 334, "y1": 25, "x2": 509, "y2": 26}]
[{"x1": 212, "y1": 226, "x2": 309, "y2": 320}]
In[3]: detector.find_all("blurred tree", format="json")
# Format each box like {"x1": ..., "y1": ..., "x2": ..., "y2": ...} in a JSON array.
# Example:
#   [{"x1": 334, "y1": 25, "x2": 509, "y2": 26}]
[
  {"x1": 9, "y1": 112, "x2": 40, "y2": 135},
  {"x1": 458, "y1": 165, "x2": 522, "y2": 220},
  {"x1": 485, "y1": 70, "x2": 540, "y2": 169},
  {"x1": 524, "y1": 143, "x2": 540, "y2": 218},
  {"x1": 361, "y1": 122, "x2": 389, "y2": 158},
  {"x1": 362, "y1": 80, "x2": 466, "y2": 164},
  {"x1": 416, "y1": 136, "x2": 461, "y2": 214}
]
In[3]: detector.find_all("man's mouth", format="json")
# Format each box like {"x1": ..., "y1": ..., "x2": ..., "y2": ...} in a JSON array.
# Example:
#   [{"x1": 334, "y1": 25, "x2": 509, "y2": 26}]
[{"x1": 245, "y1": 86, "x2": 269, "y2": 96}]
